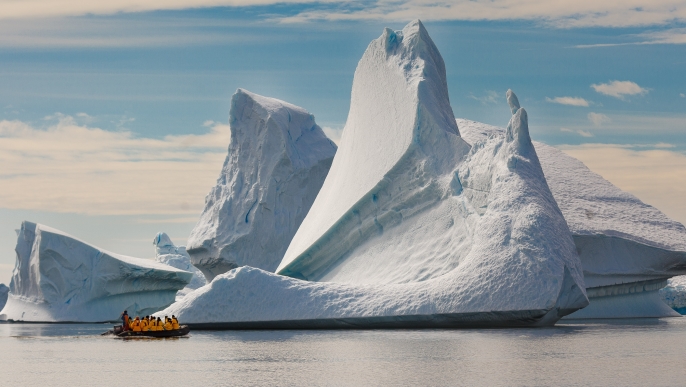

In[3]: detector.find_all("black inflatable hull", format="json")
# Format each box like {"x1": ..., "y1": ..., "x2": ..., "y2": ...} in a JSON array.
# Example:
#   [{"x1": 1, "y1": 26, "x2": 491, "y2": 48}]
[{"x1": 106, "y1": 325, "x2": 190, "y2": 338}]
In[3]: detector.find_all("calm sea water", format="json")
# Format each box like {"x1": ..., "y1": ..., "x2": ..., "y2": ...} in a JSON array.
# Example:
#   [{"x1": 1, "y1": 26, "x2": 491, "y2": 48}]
[{"x1": 1, "y1": 318, "x2": 686, "y2": 386}]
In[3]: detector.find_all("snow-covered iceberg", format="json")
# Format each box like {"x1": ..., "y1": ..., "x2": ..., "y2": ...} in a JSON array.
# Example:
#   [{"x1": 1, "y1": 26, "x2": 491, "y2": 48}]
[
  {"x1": 154, "y1": 232, "x2": 207, "y2": 300},
  {"x1": 0, "y1": 283, "x2": 8, "y2": 312},
  {"x1": 159, "y1": 21, "x2": 588, "y2": 328},
  {"x1": 187, "y1": 89, "x2": 337, "y2": 281},
  {"x1": 0, "y1": 222, "x2": 192, "y2": 322},
  {"x1": 458, "y1": 118, "x2": 686, "y2": 318}
]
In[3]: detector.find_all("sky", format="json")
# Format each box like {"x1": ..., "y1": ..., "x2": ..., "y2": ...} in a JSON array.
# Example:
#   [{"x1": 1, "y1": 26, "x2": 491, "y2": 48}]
[{"x1": 1, "y1": 0, "x2": 685, "y2": 284}]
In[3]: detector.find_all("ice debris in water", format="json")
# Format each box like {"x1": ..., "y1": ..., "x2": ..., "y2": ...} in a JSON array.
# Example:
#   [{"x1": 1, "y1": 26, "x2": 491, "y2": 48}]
[
  {"x1": 159, "y1": 21, "x2": 588, "y2": 328},
  {"x1": 186, "y1": 89, "x2": 337, "y2": 282},
  {"x1": 0, "y1": 222, "x2": 192, "y2": 322},
  {"x1": 154, "y1": 232, "x2": 207, "y2": 301}
]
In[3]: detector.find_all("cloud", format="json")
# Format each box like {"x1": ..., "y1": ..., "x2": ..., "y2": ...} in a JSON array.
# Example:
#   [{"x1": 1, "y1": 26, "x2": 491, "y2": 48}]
[
  {"x1": 591, "y1": 80, "x2": 648, "y2": 99},
  {"x1": 681, "y1": 93, "x2": 686, "y2": 98},
  {"x1": 0, "y1": 115, "x2": 231, "y2": 215},
  {"x1": 281, "y1": 0, "x2": 686, "y2": 28},
  {"x1": 558, "y1": 144, "x2": 686, "y2": 225},
  {"x1": 560, "y1": 127, "x2": 594, "y2": 137},
  {"x1": 576, "y1": 28, "x2": 686, "y2": 48},
  {"x1": 469, "y1": 91, "x2": 500, "y2": 105},
  {"x1": 1, "y1": 0, "x2": 684, "y2": 28},
  {"x1": 587, "y1": 112, "x2": 611, "y2": 126},
  {"x1": 321, "y1": 126, "x2": 343, "y2": 145},
  {"x1": 546, "y1": 96, "x2": 590, "y2": 107}
]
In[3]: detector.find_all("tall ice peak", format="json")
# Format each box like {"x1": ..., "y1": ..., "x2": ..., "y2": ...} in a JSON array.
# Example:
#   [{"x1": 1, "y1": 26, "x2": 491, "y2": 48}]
[
  {"x1": 187, "y1": 89, "x2": 336, "y2": 281},
  {"x1": 505, "y1": 90, "x2": 532, "y2": 154},
  {"x1": 506, "y1": 89, "x2": 520, "y2": 115}
]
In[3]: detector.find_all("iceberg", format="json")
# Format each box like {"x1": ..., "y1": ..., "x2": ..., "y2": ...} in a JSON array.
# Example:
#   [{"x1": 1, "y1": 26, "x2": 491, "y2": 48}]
[
  {"x1": 660, "y1": 276, "x2": 686, "y2": 315},
  {"x1": 0, "y1": 283, "x2": 8, "y2": 312},
  {"x1": 458, "y1": 119, "x2": 686, "y2": 318},
  {"x1": 154, "y1": 232, "x2": 207, "y2": 301},
  {"x1": 0, "y1": 222, "x2": 192, "y2": 322},
  {"x1": 186, "y1": 89, "x2": 337, "y2": 281},
  {"x1": 159, "y1": 21, "x2": 588, "y2": 328}
]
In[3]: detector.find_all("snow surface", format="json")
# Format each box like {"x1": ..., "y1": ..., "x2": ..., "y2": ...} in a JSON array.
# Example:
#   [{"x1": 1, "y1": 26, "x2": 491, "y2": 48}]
[
  {"x1": 0, "y1": 222, "x2": 192, "y2": 322},
  {"x1": 0, "y1": 283, "x2": 8, "y2": 312},
  {"x1": 187, "y1": 89, "x2": 336, "y2": 281},
  {"x1": 154, "y1": 232, "x2": 207, "y2": 300},
  {"x1": 160, "y1": 21, "x2": 588, "y2": 327},
  {"x1": 660, "y1": 276, "x2": 686, "y2": 314},
  {"x1": 458, "y1": 118, "x2": 686, "y2": 290}
]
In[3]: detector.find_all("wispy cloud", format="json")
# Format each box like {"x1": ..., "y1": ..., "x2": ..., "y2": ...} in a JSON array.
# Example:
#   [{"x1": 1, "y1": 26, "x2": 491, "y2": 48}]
[
  {"x1": 321, "y1": 126, "x2": 343, "y2": 145},
  {"x1": 560, "y1": 127, "x2": 593, "y2": 137},
  {"x1": 546, "y1": 96, "x2": 590, "y2": 107},
  {"x1": 681, "y1": 93, "x2": 686, "y2": 98},
  {"x1": 587, "y1": 112, "x2": 611, "y2": 126},
  {"x1": 280, "y1": 0, "x2": 686, "y2": 28},
  {"x1": 558, "y1": 143, "x2": 686, "y2": 225},
  {"x1": 591, "y1": 80, "x2": 648, "y2": 99},
  {"x1": 0, "y1": 115, "x2": 230, "y2": 215},
  {"x1": 1, "y1": 0, "x2": 684, "y2": 29},
  {"x1": 576, "y1": 28, "x2": 686, "y2": 48},
  {"x1": 469, "y1": 91, "x2": 500, "y2": 105}
]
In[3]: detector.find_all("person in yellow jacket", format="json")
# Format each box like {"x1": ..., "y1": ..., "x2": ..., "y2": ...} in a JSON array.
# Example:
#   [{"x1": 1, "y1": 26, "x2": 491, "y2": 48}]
[
  {"x1": 164, "y1": 316, "x2": 173, "y2": 331},
  {"x1": 131, "y1": 317, "x2": 141, "y2": 332},
  {"x1": 140, "y1": 317, "x2": 148, "y2": 332},
  {"x1": 148, "y1": 317, "x2": 156, "y2": 331},
  {"x1": 171, "y1": 315, "x2": 180, "y2": 330},
  {"x1": 156, "y1": 317, "x2": 163, "y2": 331}
]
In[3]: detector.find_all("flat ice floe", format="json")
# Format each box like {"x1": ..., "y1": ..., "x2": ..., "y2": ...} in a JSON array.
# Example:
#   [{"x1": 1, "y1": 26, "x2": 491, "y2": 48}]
[
  {"x1": 187, "y1": 89, "x2": 337, "y2": 281},
  {"x1": 159, "y1": 21, "x2": 588, "y2": 328},
  {"x1": 458, "y1": 119, "x2": 686, "y2": 318},
  {"x1": 154, "y1": 232, "x2": 207, "y2": 301},
  {"x1": 0, "y1": 222, "x2": 192, "y2": 322}
]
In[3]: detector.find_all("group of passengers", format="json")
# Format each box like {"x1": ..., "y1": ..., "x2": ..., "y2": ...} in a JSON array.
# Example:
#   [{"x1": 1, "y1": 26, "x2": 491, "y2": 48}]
[{"x1": 120, "y1": 310, "x2": 180, "y2": 332}]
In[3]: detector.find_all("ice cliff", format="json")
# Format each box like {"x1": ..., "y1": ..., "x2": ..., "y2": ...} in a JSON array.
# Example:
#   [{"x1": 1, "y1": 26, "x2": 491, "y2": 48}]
[
  {"x1": 0, "y1": 283, "x2": 8, "y2": 312},
  {"x1": 660, "y1": 276, "x2": 686, "y2": 314},
  {"x1": 154, "y1": 232, "x2": 206, "y2": 300},
  {"x1": 186, "y1": 89, "x2": 337, "y2": 281},
  {"x1": 458, "y1": 118, "x2": 686, "y2": 318},
  {"x1": 0, "y1": 222, "x2": 192, "y2": 322},
  {"x1": 159, "y1": 21, "x2": 588, "y2": 328}
]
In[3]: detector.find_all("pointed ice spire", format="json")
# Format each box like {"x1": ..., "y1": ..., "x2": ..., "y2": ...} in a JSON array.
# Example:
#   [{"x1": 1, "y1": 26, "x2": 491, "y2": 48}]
[
  {"x1": 506, "y1": 89, "x2": 520, "y2": 115},
  {"x1": 505, "y1": 90, "x2": 532, "y2": 154}
]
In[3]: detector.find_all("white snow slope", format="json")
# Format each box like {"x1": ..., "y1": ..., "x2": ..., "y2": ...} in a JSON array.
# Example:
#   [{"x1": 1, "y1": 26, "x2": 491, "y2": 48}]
[
  {"x1": 0, "y1": 222, "x2": 192, "y2": 322},
  {"x1": 458, "y1": 118, "x2": 686, "y2": 318},
  {"x1": 187, "y1": 89, "x2": 337, "y2": 281},
  {"x1": 154, "y1": 232, "x2": 207, "y2": 301},
  {"x1": 0, "y1": 283, "x2": 8, "y2": 312},
  {"x1": 159, "y1": 21, "x2": 588, "y2": 328}
]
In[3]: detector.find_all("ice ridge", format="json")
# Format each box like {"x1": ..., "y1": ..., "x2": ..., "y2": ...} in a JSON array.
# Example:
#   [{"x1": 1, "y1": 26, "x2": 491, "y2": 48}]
[{"x1": 0, "y1": 222, "x2": 192, "y2": 322}]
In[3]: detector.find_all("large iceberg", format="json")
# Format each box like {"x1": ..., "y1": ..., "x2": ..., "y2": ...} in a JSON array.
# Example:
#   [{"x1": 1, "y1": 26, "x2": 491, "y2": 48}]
[
  {"x1": 187, "y1": 89, "x2": 337, "y2": 281},
  {"x1": 0, "y1": 222, "x2": 192, "y2": 322},
  {"x1": 154, "y1": 232, "x2": 207, "y2": 300},
  {"x1": 159, "y1": 21, "x2": 588, "y2": 328},
  {"x1": 0, "y1": 283, "x2": 8, "y2": 312},
  {"x1": 458, "y1": 119, "x2": 686, "y2": 318}
]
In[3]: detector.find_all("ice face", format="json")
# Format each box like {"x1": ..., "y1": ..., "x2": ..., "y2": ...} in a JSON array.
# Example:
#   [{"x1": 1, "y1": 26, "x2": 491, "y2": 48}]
[
  {"x1": 0, "y1": 283, "x2": 8, "y2": 312},
  {"x1": 160, "y1": 22, "x2": 588, "y2": 327},
  {"x1": 0, "y1": 222, "x2": 192, "y2": 322},
  {"x1": 186, "y1": 89, "x2": 337, "y2": 281},
  {"x1": 458, "y1": 117, "x2": 686, "y2": 318},
  {"x1": 153, "y1": 232, "x2": 207, "y2": 301},
  {"x1": 660, "y1": 276, "x2": 686, "y2": 314}
]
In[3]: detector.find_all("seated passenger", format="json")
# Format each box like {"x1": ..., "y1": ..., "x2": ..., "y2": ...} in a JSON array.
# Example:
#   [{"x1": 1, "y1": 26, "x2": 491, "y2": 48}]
[
  {"x1": 156, "y1": 317, "x2": 163, "y2": 331},
  {"x1": 171, "y1": 315, "x2": 180, "y2": 330},
  {"x1": 132, "y1": 317, "x2": 141, "y2": 332},
  {"x1": 140, "y1": 317, "x2": 148, "y2": 332},
  {"x1": 148, "y1": 318, "x2": 156, "y2": 331},
  {"x1": 164, "y1": 317, "x2": 172, "y2": 331}
]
